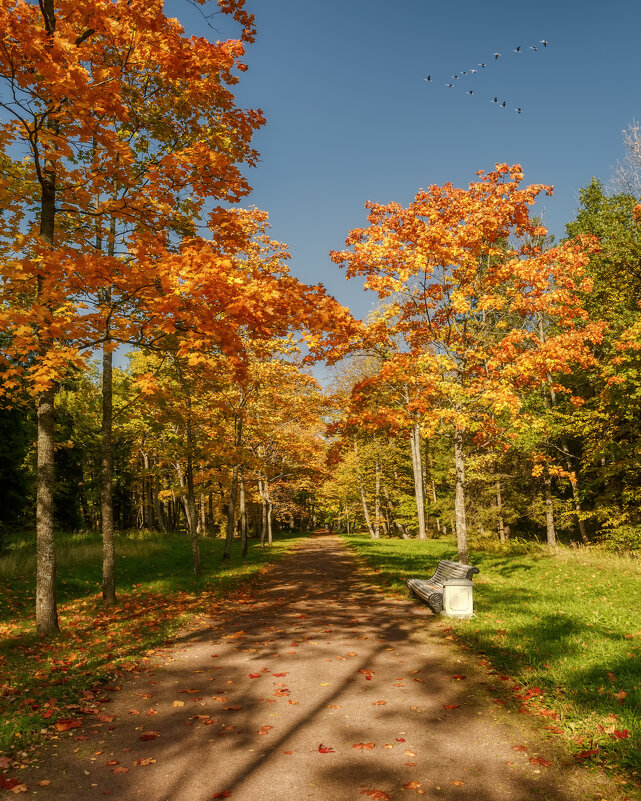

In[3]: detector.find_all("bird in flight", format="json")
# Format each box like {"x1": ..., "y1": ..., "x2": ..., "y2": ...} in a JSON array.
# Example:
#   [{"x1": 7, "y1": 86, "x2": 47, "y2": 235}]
[
  {"x1": 540, "y1": 39, "x2": 548, "y2": 47},
  {"x1": 530, "y1": 45, "x2": 537, "y2": 51},
  {"x1": 513, "y1": 46, "x2": 521, "y2": 53},
  {"x1": 515, "y1": 107, "x2": 522, "y2": 113},
  {"x1": 467, "y1": 90, "x2": 473, "y2": 95},
  {"x1": 494, "y1": 52, "x2": 501, "y2": 59},
  {"x1": 478, "y1": 63, "x2": 486, "y2": 68},
  {"x1": 425, "y1": 75, "x2": 431, "y2": 82}
]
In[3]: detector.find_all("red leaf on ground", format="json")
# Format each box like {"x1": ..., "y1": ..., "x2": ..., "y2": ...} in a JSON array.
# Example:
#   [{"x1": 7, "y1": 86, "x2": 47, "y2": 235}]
[
  {"x1": 529, "y1": 757, "x2": 552, "y2": 766},
  {"x1": 139, "y1": 732, "x2": 159, "y2": 741},
  {"x1": 452, "y1": 674, "x2": 466, "y2": 680},
  {"x1": 223, "y1": 706, "x2": 242, "y2": 711},
  {"x1": 442, "y1": 704, "x2": 461, "y2": 709},
  {"x1": 538, "y1": 710, "x2": 558, "y2": 718},
  {"x1": 395, "y1": 738, "x2": 406, "y2": 742},
  {"x1": 0, "y1": 757, "x2": 11, "y2": 769},
  {"x1": 575, "y1": 749, "x2": 600, "y2": 760},
  {"x1": 359, "y1": 669, "x2": 374, "y2": 676},
  {"x1": 352, "y1": 742, "x2": 375, "y2": 750},
  {"x1": 372, "y1": 700, "x2": 386, "y2": 705},
  {"x1": 112, "y1": 766, "x2": 129, "y2": 774},
  {"x1": 543, "y1": 726, "x2": 563, "y2": 734},
  {"x1": 610, "y1": 729, "x2": 629, "y2": 740},
  {"x1": 0, "y1": 778, "x2": 24, "y2": 791},
  {"x1": 272, "y1": 672, "x2": 288, "y2": 677},
  {"x1": 512, "y1": 745, "x2": 528, "y2": 751},
  {"x1": 361, "y1": 791, "x2": 391, "y2": 800},
  {"x1": 614, "y1": 690, "x2": 627, "y2": 704},
  {"x1": 211, "y1": 792, "x2": 232, "y2": 799},
  {"x1": 106, "y1": 760, "x2": 119, "y2": 766},
  {"x1": 318, "y1": 744, "x2": 335, "y2": 753},
  {"x1": 257, "y1": 726, "x2": 273, "y2": 735},
  {"x1": 248, "y1": 674, "x2": 261, "y2": 679}
]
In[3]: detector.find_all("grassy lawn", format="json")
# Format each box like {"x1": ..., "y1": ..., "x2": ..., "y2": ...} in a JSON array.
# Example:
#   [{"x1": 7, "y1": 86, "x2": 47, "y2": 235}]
[
  {"x1": 0, "y1": 529, "x2": 305, "y2": 756},
  {"x1": 343, "y1": 532, "x2": 641, "y2": 785}
]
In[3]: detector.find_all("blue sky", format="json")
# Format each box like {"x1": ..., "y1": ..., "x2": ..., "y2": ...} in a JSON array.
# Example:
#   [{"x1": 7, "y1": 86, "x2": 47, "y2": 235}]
[{"x1": 168, "y1": 0, "x2": 640, "y2": 321}]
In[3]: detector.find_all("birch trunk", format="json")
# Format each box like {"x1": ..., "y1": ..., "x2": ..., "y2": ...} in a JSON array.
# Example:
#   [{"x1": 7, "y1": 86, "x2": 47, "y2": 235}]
[
  {"x1": 543, "y1": 471, "x2": 557, "y2": 548},
  {"x1": 496, "y1": 479, "x2": 506, "y2": 543},
  {"x1": 409, "y1": 422, "x2": 427, "y2": 540},
  {"x1": 453, "y1": 426, "x2": 469, "y2": 563}
]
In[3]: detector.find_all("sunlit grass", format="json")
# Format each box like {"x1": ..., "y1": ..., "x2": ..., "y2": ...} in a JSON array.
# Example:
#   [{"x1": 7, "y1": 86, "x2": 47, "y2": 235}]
[{"x1": 343, "y1": 532, "x2": 641, "y2": 783}]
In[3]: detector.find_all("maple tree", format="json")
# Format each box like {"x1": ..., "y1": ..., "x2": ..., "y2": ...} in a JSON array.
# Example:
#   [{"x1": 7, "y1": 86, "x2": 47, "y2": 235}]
[
  {"x1": 332, "y1": 165, "x2": 603, "y2": 560},
  {"x1": 0, "y1": 0, "x2": 265, "y2": 630}
]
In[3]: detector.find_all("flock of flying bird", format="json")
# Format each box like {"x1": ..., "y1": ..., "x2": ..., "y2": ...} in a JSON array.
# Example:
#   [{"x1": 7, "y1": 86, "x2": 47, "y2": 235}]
[{"x1": 424, "y1": 40, "x2": 548, "y2": 114}]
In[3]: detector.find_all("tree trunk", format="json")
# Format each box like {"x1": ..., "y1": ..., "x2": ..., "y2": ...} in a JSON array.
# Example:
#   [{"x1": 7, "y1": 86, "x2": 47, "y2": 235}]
[
  {"x1": 185, "y1": 401, "x2": 200, "y2": 576},
  {"x1": 36, "y1": 385, "x2": 58, "y2": 635},
  {"x1": 223, "y1": 465, "x2": 239, "y2": 561},
  {"x1": 240, "y1": 467, "x2": 248, "y2": 558},
  {"x1": 35, "y1": 0, "x2": 59, "y2": 635},
  {"x1": 453, "y1": 426, "x2": 469, "y2": 563},
  {"x1": 543, "y1": 471, "x2": 557, "y2": 548},
  {"x1": 496, "y1": 479, "x2": 506, "y2": 543},
  {"x1": 409, "y1": 422, "x2": 427, "y2": 540},
  {"x1": 354, "y1": 437, "x2": 376, "y2": 538},
  {"x1": 101, "y1": 342, "x2": 116, "y2": 604},
  {"x1": 374, "y1": 453, "x2": 381, "y2": 539}
]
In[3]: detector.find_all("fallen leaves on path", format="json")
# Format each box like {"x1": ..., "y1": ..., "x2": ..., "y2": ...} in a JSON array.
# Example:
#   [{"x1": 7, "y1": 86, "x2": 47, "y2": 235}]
[
  {"x1": 352, "y1": 742, "x2": 375, "y2": 750},
  {"x1": 139, "y1": 731, "x2": 160, "y2": 741},
  {"x1": 443, "y1": 704, "x2": 460, "y2": 709},
  {"x1": 257, "y1": 725, "x2": 273, "y2": 735},
  {"x1": 318, "y1": 744, "x2": 335, "y2": 753},
  {"x1": 361, "y1": 791, "x2": 391, "y2": 800},
  {"x1": 529, "y1": 756, "x2": 552, "y2": 766}
]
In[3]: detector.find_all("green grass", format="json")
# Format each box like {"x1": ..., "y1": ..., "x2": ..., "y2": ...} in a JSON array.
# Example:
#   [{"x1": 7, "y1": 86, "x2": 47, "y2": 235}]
[
  {"x1": 343, "y1": 532, "x2": 641, "y2": 784},
  {"x1": 0, "y1": 529, "x2": 305, "y2": 756}
]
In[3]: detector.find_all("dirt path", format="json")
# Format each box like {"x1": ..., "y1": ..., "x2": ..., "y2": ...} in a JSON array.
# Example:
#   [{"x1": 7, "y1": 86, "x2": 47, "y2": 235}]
[{"x1": 10, "y1": 535, "x2": 623, "y2": 800}]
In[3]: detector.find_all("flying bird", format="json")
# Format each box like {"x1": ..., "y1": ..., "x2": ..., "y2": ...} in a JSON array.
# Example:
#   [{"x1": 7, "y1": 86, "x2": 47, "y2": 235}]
[
  {"x1": 515, "y1": 108, "x2": 522, "y2": 113},
  {"x1": 513, "y1": 46, "x2": 521, "y2": 53},
  {"x1": 470, "y1": 68, "x2": 477, "y2": 73},
  {"x1": 501, "y1": 101, "x2": 507, "y2": 108},
  {"x1": 540, "y1": 39, "x2": 548, "y2": 47},
  {"x1": 446, "y1": 82, "x2": 453, "y2": 87},
  {"x1": 492, "y1": 97, "x2": 498, "y2": 103},
  {"x1": 494, "y1": 52, "x2": 501, "y2": 59},
  {"x1": 467, "y1": 90, "x2": 473, "y2": 95},
  {"x1": 529, "y1": 45, "x2": 537, "y2": 51},
  {"x1": 478, "y1": 63, "x2": 486, "y2": 68},
  {"x1": 425, "y1": 75, "x2": 431, "y2": 82}
]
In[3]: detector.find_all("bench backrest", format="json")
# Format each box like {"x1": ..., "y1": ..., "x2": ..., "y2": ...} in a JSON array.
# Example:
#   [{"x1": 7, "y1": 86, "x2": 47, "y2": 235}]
[{"x1": 432, "y1": 559, "x2": 480, "y2": 583}]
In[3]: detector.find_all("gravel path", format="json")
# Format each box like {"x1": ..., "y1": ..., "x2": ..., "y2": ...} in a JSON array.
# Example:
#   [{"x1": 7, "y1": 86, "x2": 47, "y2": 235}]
[{"x1": 12, "y1": 535, "x2": 623, "y2": 800}]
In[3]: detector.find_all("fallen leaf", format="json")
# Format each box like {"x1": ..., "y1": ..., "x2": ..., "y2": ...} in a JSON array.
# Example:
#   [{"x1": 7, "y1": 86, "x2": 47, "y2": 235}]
[
  {"x1": 452, "y1": 674, "x2": 466, "y2": 680},
  {"x1": 609, "y1": 730, "x2": 629, "y2": 740},
  {"x1": 54, "y1": 718, "x2": 83, "y2": 732},
  {"x1": 223, "y1": 706, "x2": 242, "y2": 711},
  {"x1": 318, "y1": 744, "x2": 334, "y2": 753},
  {"x1": 575, "y1": 749, "x2": 600, "y2": 761},
  {"x1": 361, "y1": 791, "x2": 391, "y2": 800},
  {"x1": 443, "y1": 704, "x2": 461, "y2": 710},
  {"x1": 405, "y1": 749, "x2": 416, "y2": 757},
  {"x1": 134, "y1": 758, "x2": 156, "y2": 766},
  {"x1": 211, "y1": 792, "x2": 232, "y2": 799},
  {"x1": 37, "y1": 780, "x2": 51, "y2": 787},
  {"x1": 372, "y1": 700, "x2": 386, "y2": 705},
  {"x1": 106, "y1": 760, "x2": 119, "y2": 766},
  {"x1": 512, "y1": 745, "x2": 528, "y2": 752},
  {"x1": 529, "y1": 757, "x2": 552, "y2": 766},
  {"x1": 403, "y1": 780, "x2": 424, "y2": 791},
  {"x1": 113, "y1": 766, "x2": 129, "y2": 774},
  {"x1": 0, "y1": 779, "x2": 25, "y2": 792},
  {"x1": 273, "y1": 672, "x2": 288, "y2": 677},
  {"x1": 0, "y1": 757, "x2": 10, "y2": 769},
  {"x1": 248, "y1": 674, "x2": 261, "y2": 679},
  {"x1": 327, "y1": 705, "x2": 341, "y2": 709},
  {"x1": 396, "y1": 738, "x2": 406, "y2": 742},
  {"x1": 172, "y1": 700, "x2": 185, "y2": 707},
  {"x1": 352, "y1": 742, "x2": 375, "y2": 750},
  {"x1": 258, "y1": 726, "x2": 273, "y2": 735},
  {"x1": 450, "y1": 779, "x2": 465, "y2": 786},
  {"x1": 359, "y1": 669, "x2": 374, "y2": 676},
  {"x1": 139, "y1": 732, "x2": 160, "y2": 741},
  {"x1": 405, "y1": 762, "x2": 417, "y2": 766},
  {"x1": 283, "y1": 751, "x2": 293, "y2": 755}
]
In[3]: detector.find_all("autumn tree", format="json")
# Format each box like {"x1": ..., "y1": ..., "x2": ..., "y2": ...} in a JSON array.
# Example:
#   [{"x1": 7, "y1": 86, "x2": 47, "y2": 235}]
[
  {"x1": 332, "y1": 164, "x2": 603, "y2": 562},
  {"x1": 0, "y1": 0, "x2": 262, "y2": 632}
]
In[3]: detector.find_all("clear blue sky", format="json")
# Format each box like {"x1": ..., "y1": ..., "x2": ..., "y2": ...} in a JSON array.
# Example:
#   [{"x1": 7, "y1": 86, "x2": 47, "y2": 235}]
[{"x1": 168, "y1": 0, "x2": 640, "y2": 321}]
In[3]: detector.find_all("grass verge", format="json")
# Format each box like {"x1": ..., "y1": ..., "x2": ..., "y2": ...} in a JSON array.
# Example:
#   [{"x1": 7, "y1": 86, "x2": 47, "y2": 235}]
[
  {"x1": 343, "y1": 532, "x2": 641, "y2": 790},
  {"x1": 0, "y1": 529, "x2": 305, "y2": 758}
]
